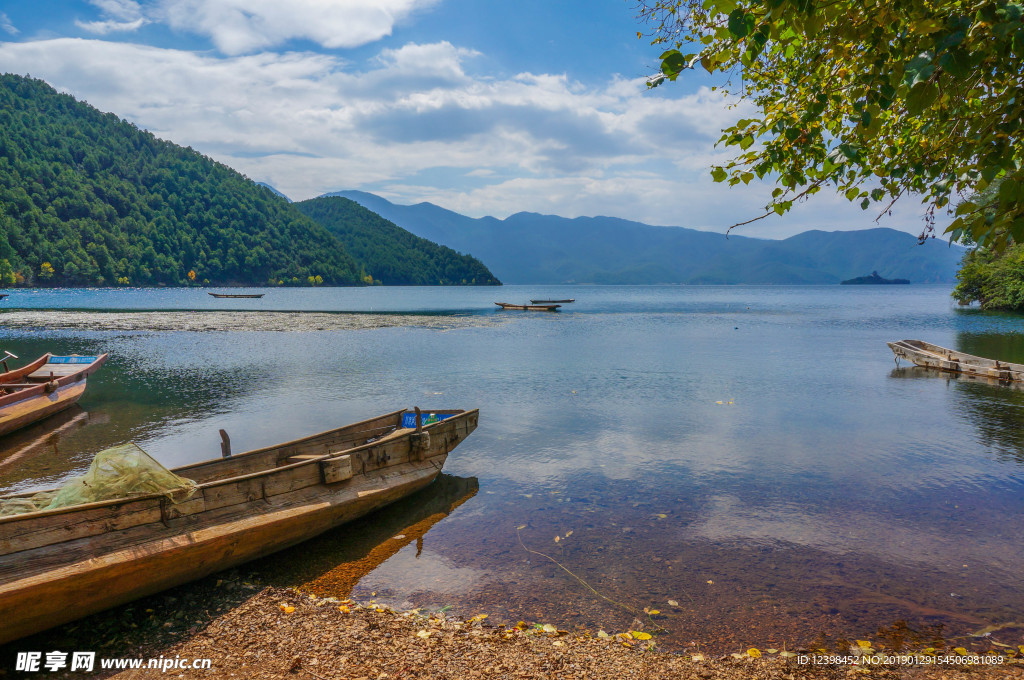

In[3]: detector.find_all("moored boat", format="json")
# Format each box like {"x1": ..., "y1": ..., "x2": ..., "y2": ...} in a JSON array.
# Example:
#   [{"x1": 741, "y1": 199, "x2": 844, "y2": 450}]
[
  {"x1": 209, "y1": 293, "x2": 265, "y2": 298},
  {"x1": 530, "y1": 299, "x2": 575, "y2": 304},
  {"x1": 887, "y1": 339, "x2": 1024, "y2": 382},
  {"x1": 0, "y1": 407, "x2": 478, "y2": 643},
  {"x1": 495, "y1": 302, "x2": 561, "y2": 311},
  {"x1": 0, "y1": 355, "x2": 107, "y2": 437}
]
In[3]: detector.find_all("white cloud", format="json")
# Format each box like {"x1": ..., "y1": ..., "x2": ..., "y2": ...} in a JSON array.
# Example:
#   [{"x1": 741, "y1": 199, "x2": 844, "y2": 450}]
[
  {"x1": 0, "y1": 37, "x2": 939, "y2": 238},
  {"x1": 152, "y1": 0, "x2": 437, "y2": 55},
  {"x1": 77, "y1": 0, "x2": 146, "y2": 33},
  {"x1": 0, "y1": 12, "x2": 18, "y2": 35},
  {"x1": 76, "y1": 18, "x2": 146, "y2": 34}
]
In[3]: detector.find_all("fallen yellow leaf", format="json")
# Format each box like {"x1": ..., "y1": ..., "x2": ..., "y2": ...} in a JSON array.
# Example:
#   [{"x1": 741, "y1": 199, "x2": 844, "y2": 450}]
[
  {"x1": 954, "y1": 647, "x2": 968, "y2": 655},
  {"x1": 553, "y1": 640, "x2": 565, "y2": 647},
  {"x1": 416, "y1": 630, "x2": 431, "y2": 638},
  {"x1": 657, "y1": 514, "x2": 667, "y2": 519},
  {"x1": 856, "y1": 640, "x2": 873, "y2": 649},
  {"x1": 692, "y1": 654, "x2": 706, "y2": 662},
  {"x1": 565, "y1": 530, "x2": 573, "y2": 537},
  {"x1": 648, "y1": 609, "x2": 661, "y2": 616},
  {"x1": 338, "y1": 606, "x2": 350, "y2": 614},
  {"x1": 542, "y1": 624, "x2": 557, "y2": 633},
  {"x1": 633, "y1": 631, "x2": 652, "y2": 640},
  {"x1": 707, "y1": 580, "x2": 714, "y2": 584},
  {"x1": 554, "y1": 535, "x2": 561, "y2": 543},
  {"x1": 747, "y1": 648, "x2": 762, "y2": 658},
  {"x1": 279, "y1": 605, "x2": 295, "y2": 614},
  {"x1": 668, "y1": 599, "x2": 679, "y2": 606},
  {"x1": 597, "y1": 630, "x2": 610, "y2": 639}
]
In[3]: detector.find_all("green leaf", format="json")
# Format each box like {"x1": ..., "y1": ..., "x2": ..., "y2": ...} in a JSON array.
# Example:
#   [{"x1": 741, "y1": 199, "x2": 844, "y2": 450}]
[
  {"x1": 711, "y1": 167, "x2": 728, "y2": 183},
  {"x1": 906, "y1": 81, "x2": 938, "y2": 114},
  {"x1": 728, "y1": 9, "x2": 749, "y2": 37}
]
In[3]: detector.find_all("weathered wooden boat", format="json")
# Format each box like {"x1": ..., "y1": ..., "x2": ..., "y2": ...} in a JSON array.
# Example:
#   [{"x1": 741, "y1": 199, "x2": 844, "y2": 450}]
[
  {"x1": 888, "y1": 340, "x2": 1024, "y2": 382},
  {"x1": 0, "y1": 355, "x2": 107, "y2": 437},
  {"x1": 530, "y1": 299, "x2": 575, "y2": 304},
  {"x1": 208, "y1": 293, "x2": 265, "y2": 298},
  {"x1": 0, "y1": 407, "x2": 478, "y2": 643},
  {"x1": 495, "y1": 302, "x2": 561, "y2": 311}
]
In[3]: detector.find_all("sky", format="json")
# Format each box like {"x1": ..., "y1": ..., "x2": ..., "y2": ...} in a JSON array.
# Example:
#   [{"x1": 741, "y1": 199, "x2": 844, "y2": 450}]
[{"x1": 0, "y1": 0, "x2": 940, "y2": 238}]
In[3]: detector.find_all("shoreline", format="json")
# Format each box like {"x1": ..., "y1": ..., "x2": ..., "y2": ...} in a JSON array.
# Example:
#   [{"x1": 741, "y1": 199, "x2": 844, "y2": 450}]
[{"x1": 4, "y1": 574, "x2": 1022, "y2": 679}]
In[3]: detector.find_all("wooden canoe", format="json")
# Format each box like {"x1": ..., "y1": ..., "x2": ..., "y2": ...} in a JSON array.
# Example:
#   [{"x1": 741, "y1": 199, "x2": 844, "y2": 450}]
[
  {"x1": 0, "y1": 355, "x2": 107, "y2": 437},
  {"x1": 209, "y1": 293, "x2": 265, "y2": 298},
  {"x1": 530, "y1": 299, "x2": 575, "y2": 304},
  {"x1": 0, "y1": 407, "x2": 478, "y2": 643},
  {"x1": 495, "y1": 302, "x2": 561, "y2": 311},
  {"x1": 888, "y1": 339, "x2": 1024, "y2": 382}
]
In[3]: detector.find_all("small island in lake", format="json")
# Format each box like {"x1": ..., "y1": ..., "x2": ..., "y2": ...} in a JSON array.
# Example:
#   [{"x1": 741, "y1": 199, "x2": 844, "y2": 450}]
[{"x1": 840, "y1": 270, "x2": 910, "y2": 285}]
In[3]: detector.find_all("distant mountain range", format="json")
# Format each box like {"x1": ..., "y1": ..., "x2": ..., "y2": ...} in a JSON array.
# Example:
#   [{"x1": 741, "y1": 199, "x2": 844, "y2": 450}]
[
  {"x1": 328, "y1": 190, "x2": 965, "y2": 285},
  {"x1": 295, "y1": 197, "x2": 499, "y2": 285}
]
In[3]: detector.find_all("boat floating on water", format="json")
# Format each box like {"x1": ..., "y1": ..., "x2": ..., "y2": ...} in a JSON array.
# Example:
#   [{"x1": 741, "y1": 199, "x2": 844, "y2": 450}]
[
  {"x1": 0, "y1": 354, "x2": 108, "y2": 437},
  {"x1": 888, "y1": 339, "x2": 1024, "y2": 383},
  {"x1": 0, "y1": 407, "x2": 478, "y2": 643},
  {"x1": 530, "y1": 299, "x2": 574, "y2": 304},
  {"x1": 495, "y1": 302, "x2": 561, "y2": 311},
  {"x1": 208, "y1": 293, "x2": 265, "y2": 298}
]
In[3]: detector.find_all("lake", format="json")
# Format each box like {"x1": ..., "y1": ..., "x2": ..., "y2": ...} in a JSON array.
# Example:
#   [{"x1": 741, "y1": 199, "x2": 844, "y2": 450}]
[{"x1": 2, "y1": 284, "x2": 1023, "y2": 652}]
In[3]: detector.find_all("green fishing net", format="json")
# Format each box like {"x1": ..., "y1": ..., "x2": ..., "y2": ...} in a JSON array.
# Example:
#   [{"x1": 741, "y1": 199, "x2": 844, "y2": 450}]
[{"x1": 0, "y1": 442, "x2": 196, "y2": 517}]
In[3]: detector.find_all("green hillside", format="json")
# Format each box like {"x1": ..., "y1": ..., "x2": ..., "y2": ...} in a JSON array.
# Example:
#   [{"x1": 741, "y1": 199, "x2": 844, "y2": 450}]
[
  {"x1": 0, "y1": 74, "x2": 361, "y2": 286},
  {"x1": 295, "y1": 197, "x2": 499, "y2": 286}
]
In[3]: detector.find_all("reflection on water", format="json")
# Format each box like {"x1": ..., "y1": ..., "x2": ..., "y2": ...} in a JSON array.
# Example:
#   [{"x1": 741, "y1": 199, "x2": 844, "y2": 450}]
[
  {"x1": 251, "y1": 474, "x2": 479, "y2": 598},
  {"x1": 3, "y1": 286, "x2": 1024, "y2": 652}
]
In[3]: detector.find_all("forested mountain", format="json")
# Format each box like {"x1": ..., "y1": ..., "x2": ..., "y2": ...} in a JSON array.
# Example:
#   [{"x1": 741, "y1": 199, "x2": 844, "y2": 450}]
[
  {"x1": 296, "y1": 197, "x2": 499, "y2": 285},
  {"x1": 0, "y1": 75, "x2": 354, "y2": 286},
  {"x1": 331, "y1": 190, "x2": 965, "y2": 285}
]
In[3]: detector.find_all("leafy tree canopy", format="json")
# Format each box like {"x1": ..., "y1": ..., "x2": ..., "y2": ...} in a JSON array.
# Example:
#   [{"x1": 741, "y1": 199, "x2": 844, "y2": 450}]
[
  {"x1": 642, "y1": 0, "x2": 1024, "y2": 250},
  {"x1": 953, "y1": 242, "x2": 1024, "y2": 310}
]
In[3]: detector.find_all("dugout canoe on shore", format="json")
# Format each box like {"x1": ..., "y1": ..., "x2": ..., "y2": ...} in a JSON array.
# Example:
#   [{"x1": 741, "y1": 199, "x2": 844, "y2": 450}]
[
  {"x1": 0, "y1": 407, "x2": 478, "y2": 643},
  {"x1": 0, "y1": 354, "x2": 107, "y2": 438},
  {"x1": 888, "y1": 339, "x2": 1024, "y2": 383}
]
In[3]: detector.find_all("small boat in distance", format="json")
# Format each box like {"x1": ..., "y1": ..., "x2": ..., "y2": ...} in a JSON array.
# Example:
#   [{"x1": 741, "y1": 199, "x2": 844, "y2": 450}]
[
  {"x1": 0, "y1": 407, "x2": 478, "y2": 643},
  {"x1": 0, "y1": 294, "x2": 7, "y2": 300},
  {"x1": 530, "y1": 299, "x2": 575, "y2": 304},
  {"x1": 209, "y1": 293, "x2": 265, "y2": 298},
  {"x1": 888, "y1": 340, "x2": 1024, "y2": 383},
  {"x1": 495, "y1": 302, "x2": 561, "y2": 311},
  {"x1": 0, "y1": 354, "x2": 108, "y2": 437}
]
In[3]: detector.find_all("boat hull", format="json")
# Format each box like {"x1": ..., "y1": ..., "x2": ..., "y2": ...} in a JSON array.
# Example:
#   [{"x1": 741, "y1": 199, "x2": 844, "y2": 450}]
[
  {"x1": 0, "y1": 408, "x2": 477, "y2": 643},
  {"x1": 0, "y1": 381, "x2": 87, "y2": 437},
  {"x1": 494, "y1": 302, "x2": 560, "y2": 311},
  {"x1": 888, "y1": 339, "x2": 1024, "y2": 382},
  {"x1": 0, "y1": 461, "x2": 439, "y2": 643}
]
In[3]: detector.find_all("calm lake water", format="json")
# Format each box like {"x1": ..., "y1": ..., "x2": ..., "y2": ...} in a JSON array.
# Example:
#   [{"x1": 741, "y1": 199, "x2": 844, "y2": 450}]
[{"x1": 2, "y1": 285, "x2": 1023, "y2": 652}]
